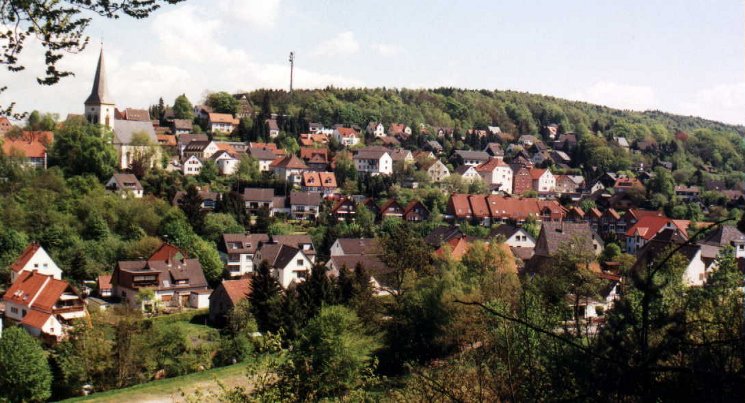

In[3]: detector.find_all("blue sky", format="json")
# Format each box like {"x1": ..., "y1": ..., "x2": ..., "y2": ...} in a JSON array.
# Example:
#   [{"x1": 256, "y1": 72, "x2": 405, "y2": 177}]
[{"x1": 2, "y1": 0, "x2": 743, "y2": 124}]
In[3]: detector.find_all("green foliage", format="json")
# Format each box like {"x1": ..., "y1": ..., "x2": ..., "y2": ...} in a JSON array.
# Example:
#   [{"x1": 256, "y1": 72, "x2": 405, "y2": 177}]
[
  {"x1": 201, "y1": 213, "x2": 243, "y2": 244},
  {"x1": 172, "y1": 94, "x2": 194, "y2": 120},
  {"x1": 49, "y1": 119, "x2": 117, "y2": 180},
  {"x1": 205, "y1": 92, "x2": 239, "y2": 115},
  {"x1": 53, "y1": 321, "x2": 114, "y2": 395},
  {"x1": 250, "y1": 260, "x2": 284, "y2": 333},
  {"x1": 0, "y1": 327, "x2": 52, "y2": 403}
]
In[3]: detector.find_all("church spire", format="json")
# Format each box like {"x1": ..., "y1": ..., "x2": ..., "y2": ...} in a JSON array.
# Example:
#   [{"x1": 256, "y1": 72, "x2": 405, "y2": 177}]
[{"x1": 85, "y1": 47, "x2": 113, "y2": 105}]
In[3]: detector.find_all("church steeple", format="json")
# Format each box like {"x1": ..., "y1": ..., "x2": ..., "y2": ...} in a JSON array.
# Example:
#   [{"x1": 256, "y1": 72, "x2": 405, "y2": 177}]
[
  {"x1": 85, "y1": 48, "x2": 113, "y2": 105},
  {"x1": 84, "y1": 47, "x2": 116, "y2": 129}
]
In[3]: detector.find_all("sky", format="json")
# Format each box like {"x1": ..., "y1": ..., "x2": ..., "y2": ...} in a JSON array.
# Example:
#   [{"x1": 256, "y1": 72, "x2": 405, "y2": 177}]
[{"x1": 1, "y1": 0, "x2": 743, "y2": 125}]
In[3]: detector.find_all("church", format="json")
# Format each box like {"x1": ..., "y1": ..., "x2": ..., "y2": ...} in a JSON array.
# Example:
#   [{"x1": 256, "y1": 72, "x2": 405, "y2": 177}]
[{"x1": 84, "y1": 49, "x2": 160, "y2": 170}]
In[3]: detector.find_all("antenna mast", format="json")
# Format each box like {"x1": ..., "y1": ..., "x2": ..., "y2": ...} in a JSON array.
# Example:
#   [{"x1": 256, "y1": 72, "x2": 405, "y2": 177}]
[{"x1": 289, "y1": 51, "x2": 295, "y2": 93}]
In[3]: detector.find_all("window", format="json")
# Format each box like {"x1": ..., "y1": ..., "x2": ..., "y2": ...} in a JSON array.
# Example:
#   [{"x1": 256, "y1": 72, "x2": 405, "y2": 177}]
[
  {"x1": 22, "y1": 309, "x2": 27, "y2": 317},
  {"x1": 10, "y1": 306, "x2": 18, "y2": 314},
  {"x1": 297, "y1": 259, "x2": 304, "y2": 266},
  {"x1": 34, "y1": 263, "x2": 39, "y2": 268}
]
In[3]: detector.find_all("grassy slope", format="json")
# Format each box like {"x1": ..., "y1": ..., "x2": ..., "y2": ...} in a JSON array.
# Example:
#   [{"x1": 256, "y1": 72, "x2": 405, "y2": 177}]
[{"x1": 63, "y1": 361, "x2": 250, "y2": 403}]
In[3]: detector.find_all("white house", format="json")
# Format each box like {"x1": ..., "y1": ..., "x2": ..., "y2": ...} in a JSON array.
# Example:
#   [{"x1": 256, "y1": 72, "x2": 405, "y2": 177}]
[
  {"x1": 422, "y1": 159, "x2": 451, "y2": 183},
  {"x1": 476, "y1": 158, "x2": 514, "y2": 194},
  {"x1": 183, "y1": 140, "x2": 219, "y2": 160},
  {"x1": 491, "y1": 225, "x2": 536, "y2": 249},
  {"x1": 248, "y1": 147, "x2": 279, "y2": 172},
  {"x1": 271, "y1": 155, "x2": 309, "y2": 186},
  {"x1": 112, "y1": 119, "x2": 161, "y2": 170},
  {"x1": 182, "y1": 155, "x2": 203, "y2": 176},
  {"x1": 253, "y1": 243, "x2": 313, "y2": 288},
  {"x1": 332, "y1": 127, "x2": 361, "y2": 147},
  {"x1": 212, "y1": 150, "x2": 240, "y2": 176},
  {"x1": 367, "y1": 122, "x2": 385, "y2": 138},
  {"x1": 207, "y1": 113, "x2": 239, "y2": 134},
  {"x1": 105, "y1": 173, "x2": 143, "y2": 198},
  {"x1": 9, "y1": 244, "x2": 63, "y2": 283},
  {"x1": 222, "y1": 234, "x2": 270, "y2": 277},
  {"x1": 354, "y1": 149, "x2": 393, "y2": 176},
  {"x1": 531, "y1": 168, "x2": 556, "y2": 193},
  {"x1": 455, "y1": 165, "x2": 481, "y2": 182}
]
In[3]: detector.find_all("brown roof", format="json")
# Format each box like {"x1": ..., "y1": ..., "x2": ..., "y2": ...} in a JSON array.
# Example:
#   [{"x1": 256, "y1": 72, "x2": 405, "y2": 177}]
[
  {"x1": 157, "y1": 134, "x2": 177, "y2": 146},
  {"x1": 115, "y1": 258, "x2": 208, "y2": 290},
  {"x1": 98, "y1": 274, "x2": 112, "y2": 291},
  {"x1": 535, "y1": 222, "x2": 600, "y2": 258},
  {"x1": 290, "y1": 191, "x2": 321, "y2": 206},
  {"x1": 271, "y1": 154, "x2": 308, "y2": 170},
  {"x1": 328, "y1": 255, "x2": 392, "y2": 278},
  {"x1": 223, "y1": 233, "x2": 271, "y2": 254},
  {"x1": 335, "y1": 127, "x2": 359, "y2": 137},
  {"x1": 172, "y1": 119, "x2": 193, "y2": 131},
  {"x1": 334, "y1": 238, "x2": 380, "y2": 255},
  {"x1": 123, "y1": 108, "x2": 151, "y2": 121},
  {"x1": 248, "y1": 146, "x2": 279, "y2": 160},
  {"x1": 10, "y1": 243, "x2": 41, "y2": 273},
  {"x1": 109, "y1": 173, "x2": 143, "y2": 191},
  {"x1": 243, "y1": 188, "x2": 275, "y2": 202},
  {"x1": 258, "y1": 243, "x2": 303, "y2": 269}
]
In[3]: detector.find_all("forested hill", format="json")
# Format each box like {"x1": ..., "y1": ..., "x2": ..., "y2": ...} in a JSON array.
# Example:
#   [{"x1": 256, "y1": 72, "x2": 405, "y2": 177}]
[{"x1": 239, "y1": 87, "x2": 744, "y2": 138}]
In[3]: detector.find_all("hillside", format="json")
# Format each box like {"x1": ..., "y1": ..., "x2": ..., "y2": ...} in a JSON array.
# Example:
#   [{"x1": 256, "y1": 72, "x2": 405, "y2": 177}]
[{"x1": 238, "y1": 87, "x2": 744, "y2": 138}]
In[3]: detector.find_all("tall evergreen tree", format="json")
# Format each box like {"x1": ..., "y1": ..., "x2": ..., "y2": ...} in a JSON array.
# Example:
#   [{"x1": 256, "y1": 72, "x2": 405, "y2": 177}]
[
  {"x1": 250, "y1": 260, "x2": 284, "y2": 333},
  {"x1": 179, "y1": 184, "x2": 205, "y2": 230},
  {"x1": 298, "y1": 263, "x2": 338, "y2": 318}
]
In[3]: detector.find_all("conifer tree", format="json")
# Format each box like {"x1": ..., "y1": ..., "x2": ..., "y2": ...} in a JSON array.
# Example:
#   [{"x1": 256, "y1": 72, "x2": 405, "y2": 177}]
[{"x1": 250, "y1": 260, "x2": 283, "y2": 333}]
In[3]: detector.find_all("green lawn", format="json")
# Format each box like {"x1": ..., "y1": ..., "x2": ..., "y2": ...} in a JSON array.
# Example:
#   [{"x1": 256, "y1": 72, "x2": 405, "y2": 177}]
[{"x1": 63, "y1": 361, "x2": 251, "y2": 403}]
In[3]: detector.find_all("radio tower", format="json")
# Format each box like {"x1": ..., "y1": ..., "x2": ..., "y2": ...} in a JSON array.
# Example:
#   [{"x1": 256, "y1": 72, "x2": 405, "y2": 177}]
[{"x1": 289, "y1": 51, "x2": 295, "y2": 93}]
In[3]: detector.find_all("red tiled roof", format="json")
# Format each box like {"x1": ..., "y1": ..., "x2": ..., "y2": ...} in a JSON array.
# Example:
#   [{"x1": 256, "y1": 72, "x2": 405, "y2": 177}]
[
  {"x1": 335, "y1": 127, "x2": 358, "y2": 137},
  {"x1": 2, "y1": 131, "x2": 53, "y2": 158},
  {"x1": 10, "y1": 243, "x2": 41, "y2": 273},
  {"x1": 21, "y1": 310, "x2": 52, "y2": 329},
  {"x1": 208, "y1": 113, "x2": 239, "y2": 125},
  {"x1": 271, "y1": 154, "x2": 308, "y2": 170},
  {"x1": 3, "y1": 270, "x2": 71, "y2": 311},
  {"x1": 98, "y1": 274, "x2": 112, "y2": 291},
  {"x1": 468, "y1": 195, "x2": 490, "y2": 218},
  {"x1": 221, "y1": 279, "x2": 251, "y2": 305},
  {"x1": 475, "y1": 157, "x2": 508, "y2": 173},
  {"x1": 626, "y1": 216, "x2": 679, "y2": 240},
  {"x1": 149, "y1": 243, "x2": 188, "y2": 262},
  {"x1": 529, "y1": 168, "x2": 547, "y2": 180}
]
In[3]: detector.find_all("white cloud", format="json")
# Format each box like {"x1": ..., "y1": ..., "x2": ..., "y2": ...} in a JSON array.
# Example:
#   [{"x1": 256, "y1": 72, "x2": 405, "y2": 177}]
[
  {"x1": 371, "y1": 43, "x2": 404, "y2": 57},
  {"x1": 312, "y1": 31, "x2": 360, "y2": 57},
  {"x1": 678, "y1": 82, "x2": 745, "y2": 126},
  {"x1": 571, "y1": 81, "x2": 657, "y2": 112},
  {"x1": 218, "y1": 0, "x2": 281, "y2": 29}
]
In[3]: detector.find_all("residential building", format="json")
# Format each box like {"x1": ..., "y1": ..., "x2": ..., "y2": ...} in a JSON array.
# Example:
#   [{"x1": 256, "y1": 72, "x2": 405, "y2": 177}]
[
  {"x1": 183, "y1": 140, "x2": 219, "y2": 160},
  {"x1": 453, "y1": 150, "x2": 490, "y2": 166},
  {"x1": 9, "y1": 244, "x2": 63, "y2": 283},
  {"x1": 211, "y1": 150, "x2": 241, "y2": 176},
  {"x1": 528, "y1": 221, "x2": 604, "y2": 272},
  {"x1": 221, "y1": 233, "x2": 270, "y2": 277},
  {"x1": 403, "y1": 200, "x2": 430, "y2": 222},
  {"x1": 379, "y1": 199, "x2": 404, "y2": 220},
  {"x1": 3, "y1": 271, "x2": 87, "y2": 341},
  {"x1": 209, "y1": 279, "x2": 251, "y2": 324},
  {"x1": 105, "y1": 173, "x2": 144, "y2": 198},
  {"x1": 301, "y1": 171, "x2": 338, "y2": 195},
  {"x1": 366, "y1": 122, "x2": 385, "y2": 137},
  {"x1": 182, "y1": 155, "x2": 203, "y2": 176},
  {"x1": 331, "y1": 197, "x2": 357, "y2": 221},
  {"x1": 207, "y1": 113, "x2": 239, "y2": 134},
  {"x1": 290, "y1": 191, "x2": 322, "y2": 220},
  {"x1": 171, "y1": 119, "x2": 193, "y2": 135},
  {"x1": 332, "y1": 127, "x2": 361, "y2": 147},
  {"x1": 266, "y1": 118, "x2": 280, "y2": 138},
  {"x1": 476, "y1": 157, "x2": 513, "y2": 194},
  {"x1": 531, "y1": 168, "x2": 556, "y2": 193},
  {"x1": 455, "y1": 165, "x2": 481, "y2": 182},
  {"x1": 484, "y1": 143, "x2": 505, "y2": 158},
  {"x1": 675, "y1": 185, "x2": 701, "y2": 201},
  {"x1": 447, "y1": 194, "x2": 565, "y2": 225},
  {"x1": 420, "y1": 159, "x2": 451, "y2": 183},
  {"x1": 354, "y1": 149, "x2": 393, "y2": 176},
  {"x1": 177, "y1": 133, "x2": 208, "y2": 158},
  {"x1": 248, "y1": 146, "x2": 279, "y2": 172},
  {"x1": 271, "y1": 154, "x2": 309, "y2": 185},
  {"x1": 253, "y1": 242, "x2": 313, "y2": 288},
  {"x1": 243, "y1": 188, "x2": 276, "y2": 215},
  {"x1": 1, "y1": 131, "x2": 53, "y2": 169},
  {"x1": 172, "y1": 189, "x2": 219, "y2": 210}
]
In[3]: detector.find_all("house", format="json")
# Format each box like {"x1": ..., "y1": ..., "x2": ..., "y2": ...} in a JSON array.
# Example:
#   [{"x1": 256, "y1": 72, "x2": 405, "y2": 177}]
[
  {"x1": 379, "y1": 199, "x2": 404, "y2": 220},
  {"x1": 182, "y1": 155, "x2": 203, "y2": 176},
  {"x1": 116, "y1": 108, "x2": 150, "y2": 121},
  {"x1": 700, "y1": 225, "x2": 745, "y2": 259},
  {"x1": 613, "y1": 177, "x2": 645, "y2": 194},
  {"x1": 476, "y1": 157, "x2": 513, "y2": 194},
  {"x1": 183, "y1": 140, "x2": 219, "y2": 160},
  {"x1": 211, "y1": 150, "x2": 241, "y2": 176},
  {"x1": 301, "y1": 171, "x2": 337, "y2": 195},
  {"x1": 490, "y1": 225, "x2": 536, "y2": 249},
  {"x1": 172, "y1": 189, "x2": 219, "y2": 210},
  {"x1": 403, "y1": 200, "x2": 430, "y2": 222},
  {"x1": 487, "y1": 126, "x2": 501, "y2": 135},
  {"x1": 97, "y1": 274, "x2": 112, "y2": 298},
  {"x1": 3, "y1": 271, "x2": 87, "y2": 341},
  {"x1": 209, "y1": 279, "x2": 251, "y2": 324},
  {"x1": 113, "y1": 254, "x2": 210, "y2": 309},
  {"x1": 8, "y1": 243, "x2": 63, "y2": 283},
  {"x1": 221, "y1": 233, "x2": 270, "y2": 277},
  {"x1": 625, "y1": 216, "x2": 703, "y2": 254},
  {"x1": 528, "y1": 221, "x2": 604, "y2": 272},
  {"x1": 518, "y1": 135, "x2": 538, "y2": 147},
  {"x1": 631, "y1": 236, "x2": 712, "y2": 286},
  {"x1": 270, "y1": 154, "x2": 308, "y2": 186},
  {"x1": 299, "y1": 147, "x2": 330, "y2": 171},
  {"x1": 675, "y1": 185, "x2": 701, "y2": 201},
  {"x1": 388, "y1": 123, "x2": 412, "y2": 140},
  {"x1": 177, "y1": 133, "x2": 208, "y2": 158},
  {"x1": 554, "y1": 133, "x2": 577, "y2": 151},
  {"x1": 330, "y1": 238, "x2": 380, "y2": 256},
  {"x1": 354, "y1": 149, "x2": 393, "y2": 176},
  {"x1": 171, "y1": 119, "x2": 193, "y2": 135},
  {"x1": 0, "y1": 116, "x2": 13, "y2": 136},
  {"x1": 248, "y1": 146, "x2": 279, "y2": 172},
  {"x1": 157, "y1": 134, "x2": 177, "y2": 149},
  {"x1": 207, "y1": 113, "x2": 239, "y2": 134},
  {"x1": 614, "y1": 137, "x2": 630, "y2": 150},
  {"x1": 253, "y1": 242, "x2": 313, "y2": 288},
  {"x1": 453, "y1": 150, "x2": 490, "y2": 167},
  {"x1": 551, "y1": 150, "x2": 572, "y2": 165},
  {"x1": 484, "y1": 143, "x2": 504, "y2": 158},
  {"x1": 112, "y1": 119, "x2": 160, "y2": 170},
  {"x1": 105, "y1": 173, "x2": 144, "y2": 198},
  {"x1": 366, "y1": 122, "x2": 385, "y2": 137},
  {"x1": 332, "y1": 127, "x2": 361, "y2": 147},
  {"x1": 1, "y1": 131, "x2": 53, "y2": 169},
  {"x1": 290, "y1": 191, "x2": 322, "y2": 220},
  {"x1": 266, "y1": 119, "x2": 280, "y2": 138},
  {"x1": 531, "y1": 168, "x2": 556, "y2": 193},
  {"x1": 325, "y1": 254, "x2": 394, "y2": 296},
  {"x1": 243, "y1": 188, "x2": 276, "y2": 215},
  {"x1": 420, "y1": 159, "x2": 451, "y2": 183},
  {"x1": 447, "y1": 194, "x2": 565, "y2": 225},
  {"x1": 388, "y1": 148, "x2": 415, "y2": 166},
  {"x1": 555, "y1": 175, "x2": 582, "y2": 195},
  {"x1": 425, "y1": 140, "x2": 444, "y2": 154},
  {"x1": 455, "y1": 165, "x2": 481, "y2": 182},
  {"x1": 331, "y1": 197, "x2": 357, "y2": 221},
  {"x1": 424, "y1": 226, "x2": 465, "y2": 248}
]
